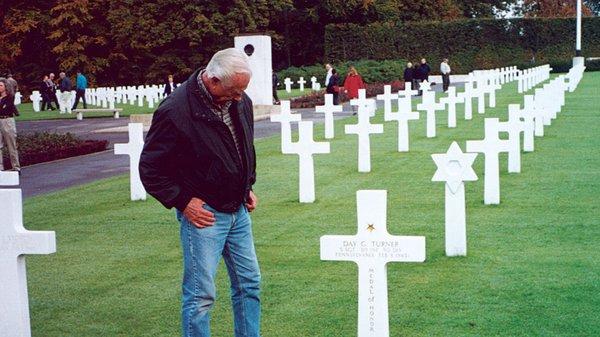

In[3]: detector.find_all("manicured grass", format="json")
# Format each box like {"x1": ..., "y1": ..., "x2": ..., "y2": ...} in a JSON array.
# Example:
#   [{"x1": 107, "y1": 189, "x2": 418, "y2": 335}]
[
  {"x1": 277, "y1": 88, "x2": 317, "y2": 101},
  {"x1": 15, "y1": 102, "x2": 154, "y2": 121},
  {"x1": 24, "y1": 72, "x2": 600, "y2": 336}
]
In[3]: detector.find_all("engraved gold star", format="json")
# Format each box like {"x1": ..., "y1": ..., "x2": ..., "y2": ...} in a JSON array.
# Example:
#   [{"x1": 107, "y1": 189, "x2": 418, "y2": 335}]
[{"x1": 366, "y1": 224, "x2": 375, "y2": 232}]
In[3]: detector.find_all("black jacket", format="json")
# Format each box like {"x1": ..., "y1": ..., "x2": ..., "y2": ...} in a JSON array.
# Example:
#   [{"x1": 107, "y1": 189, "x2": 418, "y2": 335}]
[
  {"x1": 0, "y1": 95, "x2": 19, "y2": 118},
  {"x1": 164, "y1": 81, "x2": 177, "y2": 96},
  {"x1": 417, "y1": 64, "x2": 431, "y2": 81},
  {"x1": 139, "y1": 69, "x2": 256, "y2": 213},
  {"x1": 326, "y1": 74, "x2": 339, "y2": 94},
  {"x1": 403, "y1": 68, "x2": 414, "y2": 82},
  {"x1": 59, "y1": 77, "x2": 72, "y2": 92}
]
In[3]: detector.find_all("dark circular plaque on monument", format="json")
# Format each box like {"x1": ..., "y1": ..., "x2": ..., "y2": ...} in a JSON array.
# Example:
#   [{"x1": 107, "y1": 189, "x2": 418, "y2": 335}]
[{"x1": 244, "y1": 44, "x2": 255, "y2": 56}]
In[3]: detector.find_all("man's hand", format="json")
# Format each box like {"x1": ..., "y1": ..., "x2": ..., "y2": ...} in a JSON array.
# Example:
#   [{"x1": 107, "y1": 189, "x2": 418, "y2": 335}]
[
  {"x1": 245, "y1": 190, "x2": 258, "y2": 212},
  {"x1": 183, "y1": 198, "x2": 215, "y2": 228}
]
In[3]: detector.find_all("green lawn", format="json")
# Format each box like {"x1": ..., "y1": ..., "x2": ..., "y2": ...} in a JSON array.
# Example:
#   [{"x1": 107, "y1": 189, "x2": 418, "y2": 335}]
[
  {"x1": 276, "y1": 88, "x2": 317, "y2": 101},
  {"x1": 24, "y1": 72, "x2": 600, "y2": 336},
  {"x1": 15, "y1": 102, "x2": 154, "y2": 121}
]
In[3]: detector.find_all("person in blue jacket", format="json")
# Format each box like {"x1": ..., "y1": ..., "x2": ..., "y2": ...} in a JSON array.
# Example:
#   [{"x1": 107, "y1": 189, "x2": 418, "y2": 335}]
[{"x1": 72, "y1": 70, "x2": 88, "y2": 109}]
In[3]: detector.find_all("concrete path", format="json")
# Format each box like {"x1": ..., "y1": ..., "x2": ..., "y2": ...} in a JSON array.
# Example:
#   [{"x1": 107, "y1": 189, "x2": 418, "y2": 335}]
[
  {"x1": 18, "y1": 83, "x2": 455, "y2": 198},
  {"x1": 18, "y1": 107, "x2": 357, "y2": 198}
]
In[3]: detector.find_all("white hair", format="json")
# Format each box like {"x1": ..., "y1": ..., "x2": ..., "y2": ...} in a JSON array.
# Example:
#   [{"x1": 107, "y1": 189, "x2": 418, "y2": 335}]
[{"x1": 205, "y1": 48, "x2": 252, "y2": 86}]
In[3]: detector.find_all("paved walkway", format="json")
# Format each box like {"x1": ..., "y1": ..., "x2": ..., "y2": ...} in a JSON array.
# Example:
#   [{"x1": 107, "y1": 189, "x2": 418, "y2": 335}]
[
  {"x1": 18, "y1": 106, "x2": 357, "y2": 198},
  {"x1": 19, "y1": 83, "x2": 454, "y2": 198}
]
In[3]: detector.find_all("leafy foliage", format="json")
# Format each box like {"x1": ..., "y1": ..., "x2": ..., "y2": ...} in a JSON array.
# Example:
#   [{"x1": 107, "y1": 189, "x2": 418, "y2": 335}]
[
  {"x1": 277, "y1": 59, "x2": 408, "y2": 89},
  {"x1": 325, "y1": 17, "x2": 600, "y2": 73}
]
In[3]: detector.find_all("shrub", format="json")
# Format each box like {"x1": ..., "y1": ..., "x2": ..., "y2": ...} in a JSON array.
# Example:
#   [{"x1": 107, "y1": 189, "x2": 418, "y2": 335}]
[
  {"x1": 324, "y1": 17, "x2": 600, "y2": 74},
  {"x1": 2, "y1": 132, "x2": 108, "y2": 169},
  {"x1": 289, "y1": 80, "x2": 404, "y2": 108},
  {"x1": 277, "y1": 59, "x2": 408, "y2": 89}
]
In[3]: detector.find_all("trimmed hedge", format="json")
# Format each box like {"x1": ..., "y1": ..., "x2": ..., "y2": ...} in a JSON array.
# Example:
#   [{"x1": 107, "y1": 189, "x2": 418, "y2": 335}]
[
  {"x1": 2, "y1": 132, "x2": 108, "y2": 168},
  {"x1": 289, "y1": 81, "x2": 404, "y2": 108},
  {"x1": 277, "y1": 59, "x2": 408, "y2": 89},
  {"x1": 325, "y1": 17, "x2": 600, "y2": 74}
]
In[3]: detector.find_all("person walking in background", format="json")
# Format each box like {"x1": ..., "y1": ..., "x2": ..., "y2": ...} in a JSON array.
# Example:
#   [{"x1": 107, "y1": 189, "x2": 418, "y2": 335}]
[
  {"x1": 413, "y1": 62, "x2": 421, "y2": 95},
  {"x1": 6, "y1": 74, "x2": 18, "y2": 94},
  {"x1": 272, "y1": 71, "x2": 280, "y2": 104},
  {"x1": 325, "y1": 63, "x2": 333, "y2": 90},
  {"x1": 416, "y1": 58, "x2": 431, "y2": 95},
  {"x1": 440, "y1": 58, "x2": 451, "y2": 92},
  {"x1": 403, "y1": 62, "x2": 415, "y2": 90},
  {"x1": 343, "y1": 66, "x2": 365, "y2": 115},
  {"x1": 49, "y1": 72, "x2": 60, "y2": 108},
  {"x1": 163, "y1": 74, "x2": 177, "y2": 96},
  {"x1": 40, "y1": 75, "x2": 56, "y2": 111},
  {"x1": 326, "y1": 68, "x2": 340, "y2": 105},
  {"x1": 417, "y1": 58, "x2": 431, "y2": 83},
  {"x1": 0, "y1": 78, "x2": 21, "y2": 172},
  {"x1": 58, "y1": 72, "x2": 73, "y2": 114},
  {"x1": 72, "y1": 70, "x2": 88, "y2": 110}
]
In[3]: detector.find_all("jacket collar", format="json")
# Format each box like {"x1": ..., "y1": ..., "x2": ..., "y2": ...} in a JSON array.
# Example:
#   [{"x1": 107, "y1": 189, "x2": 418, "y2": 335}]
[{"x1": 186, "y1": 68, "x2": 243, "y2": 123}]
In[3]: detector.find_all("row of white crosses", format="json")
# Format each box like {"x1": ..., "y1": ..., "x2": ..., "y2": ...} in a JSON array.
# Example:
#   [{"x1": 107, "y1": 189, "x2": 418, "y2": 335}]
[
  {"x1": 465, "y1": 71, "x2": 572, "y2": 205},
  {"x1": 305, "y1": 64, "x2": 578, "y2": 337},
  {"x1": 28, "y1": 82, "x2": 178, "y2": 113},
  {"x1": 283, "y1": 76, "x2": 321, "y2": 93},
  {"x1": 270, "y1": 101, "x2": 330, "y2": 203},
  {"x1": 517, "y1": 64, "x2": 551, "y2": 93},
  {"x1": 0, "y1": 171, "x2": 56, "y2": 337}
]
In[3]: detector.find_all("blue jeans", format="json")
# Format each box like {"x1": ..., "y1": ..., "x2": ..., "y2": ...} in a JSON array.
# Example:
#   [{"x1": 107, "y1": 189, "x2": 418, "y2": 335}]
[{"x1": 177, "y1": 204, "x2": 261, "y2": 337}]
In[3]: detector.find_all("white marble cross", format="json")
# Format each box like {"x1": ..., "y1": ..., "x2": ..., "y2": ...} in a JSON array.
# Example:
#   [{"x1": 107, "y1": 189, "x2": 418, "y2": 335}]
[
  {"x1": 419, "y1": 80, "x2": 431, "y2": 92},
  {"x1": 345, "y1": 101, "x2": 384, "y2": 172},
  {"x1": 297, "y1": 77, "x2": 306, "y2": 91},
  {"x1": 114, "y1": 123, "x2": 147, "y2": 201},
  {"x1": 466, "y1": 118, "x2": 511, "y2": 205},
  {"x1": 488, "y1": 72, "x2": 501, "y2": 108},
  {"x1": 499, "y1": 106, "x2": 525, "y2": 173},
  {"x1": 320, "y1": 190, "x2": 426, "y2": 337},
  {"x1": 458, "y1": 77, "x2": 474, "y2": 120},
  {"x1": 529, "y1": 92, "x2": 546, "y2": 137},
  {"x1": 397, "y1": 82, "x2": 419, "y2": 101},
  {"x1": 29, "y1": 91, "x2": 42, "y2": 112},
  {"x1": 439, "y1": 86, "x2": 464, "y2": 128},
  {"x1": 286, "y1": 121, "x2": 330, "y2": 203},
  {"x1": 0, "y1": 171, "x2": 56, "y2": 337},
  {"x1": 387, "y1": 88, "x2": 419, "y2": 152},
  {"x1": 416, "y1": 90, "x2": 444, "y2": 138},
  {"x1": 137, "y1": 86, "x2": 145, "y2": 107},
  {"x1": 534, "y1": 88, "x2": 553, "y2": 127},
  {"x1": 474, "y1": 78, "x2": 486, "y2": 114},
  {"x1": 518, "y1": 97, "x2": 536, "y2": 152},
  {"x1": 310, "y1": 76, "x2": 318, "y2": 90},
  {"x1": 315, "y1": 94, "x2": 343, "y2": 139},
  {"x1": 351, "y1": 89, "x2": 376, "y2": 118},
  {"x1": 284, "y1": 77, "x2": 293, "y2": 93},
  {"x1": 376, "y1": 85, "x2": 398, "y2": 121},
  {"x1": 432, "y1": 142, "x2": 478, "y2": 256},
  {"x1": 14, "y1": 92, "x2": 22, "y2": 105},
  {"x1": 271, "y1": 100, "x2": 302, "y2": 153}
]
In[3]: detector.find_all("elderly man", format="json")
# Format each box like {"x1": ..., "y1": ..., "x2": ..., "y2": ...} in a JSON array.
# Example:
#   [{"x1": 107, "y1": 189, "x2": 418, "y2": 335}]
[
  {"x1": 139, "y1": 48, "x2": 260, "y2": 337},
  {"x1": 58, "y1": 72, "x2": 73, "y2": 113}
]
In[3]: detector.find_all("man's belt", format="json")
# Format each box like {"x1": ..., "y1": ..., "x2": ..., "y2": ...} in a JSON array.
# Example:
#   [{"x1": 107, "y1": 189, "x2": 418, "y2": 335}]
[{"x1": 0, "y1": 115, "x2": 14, "y2": 119}]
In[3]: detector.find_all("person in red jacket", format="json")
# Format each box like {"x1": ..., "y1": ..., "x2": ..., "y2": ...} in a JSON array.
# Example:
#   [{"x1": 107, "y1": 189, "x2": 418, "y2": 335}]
[{"x1": 343, "y1": 66, "x2": 365, "y2": 115}]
